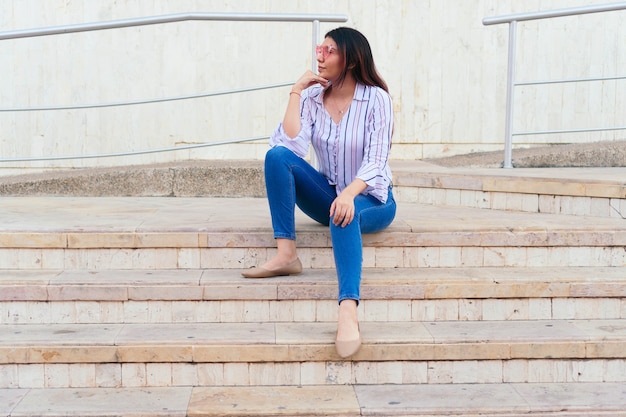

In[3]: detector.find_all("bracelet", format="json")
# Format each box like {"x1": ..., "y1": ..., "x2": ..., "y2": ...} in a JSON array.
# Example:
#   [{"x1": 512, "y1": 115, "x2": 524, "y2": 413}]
[{"x1": 290, "y1": 91, "x2": 301, "y2": 97}]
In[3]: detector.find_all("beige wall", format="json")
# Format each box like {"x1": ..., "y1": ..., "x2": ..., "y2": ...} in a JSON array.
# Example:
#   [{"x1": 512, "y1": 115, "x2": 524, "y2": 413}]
[{"x1": 1, "y1": 0, "x2": 625, "y2": 171}]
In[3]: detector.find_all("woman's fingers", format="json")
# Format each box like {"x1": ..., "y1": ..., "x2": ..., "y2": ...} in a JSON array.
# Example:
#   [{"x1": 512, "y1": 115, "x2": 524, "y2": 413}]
[
  {"x1": 330, "y1": 200, "x2": 354, "y2": 227},
  {"x1": 295, "y1": 70, "x2": 328, "y2": 91}
]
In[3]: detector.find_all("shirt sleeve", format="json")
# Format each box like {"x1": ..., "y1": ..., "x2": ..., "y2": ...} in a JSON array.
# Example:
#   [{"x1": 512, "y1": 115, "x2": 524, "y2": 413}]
[
  {"x1": 355, "y1": 88, "x2": 394, "y2": 202},
  {"x1": 269, "y1": 91, "x2": 314, "y2": 158}
]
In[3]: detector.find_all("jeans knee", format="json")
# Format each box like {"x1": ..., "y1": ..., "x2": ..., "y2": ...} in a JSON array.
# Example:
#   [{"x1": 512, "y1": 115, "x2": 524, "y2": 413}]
[{"x1": 265, "y1": 146, "x2": 293, "y2": 165}]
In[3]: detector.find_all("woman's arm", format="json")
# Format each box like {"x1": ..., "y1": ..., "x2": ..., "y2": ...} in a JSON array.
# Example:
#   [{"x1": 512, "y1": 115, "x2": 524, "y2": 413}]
[
  {"x1": 354, "y1": 88, "x2": 394, "y2": 201},
  {"x1": 283, "y1": 70, "x2": 328, "y2": 138},
  {"x1": 282, "y1": 90, "x2": 303, "y2": 139}
]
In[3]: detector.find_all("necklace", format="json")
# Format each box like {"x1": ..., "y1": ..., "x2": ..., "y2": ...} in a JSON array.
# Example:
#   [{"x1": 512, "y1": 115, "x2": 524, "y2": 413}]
[{"x1": 332, "y1": 95, "x2": 352, "y2": 115}]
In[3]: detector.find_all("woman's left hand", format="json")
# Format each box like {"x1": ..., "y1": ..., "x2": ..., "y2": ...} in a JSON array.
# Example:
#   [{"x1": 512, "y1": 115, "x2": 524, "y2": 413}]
[
  {"x1": 330, "y1": 179, "x2": 367, "y2": 227},
  {"x1": 330, "y1": 192, "x2": 355, "y2": 227}
]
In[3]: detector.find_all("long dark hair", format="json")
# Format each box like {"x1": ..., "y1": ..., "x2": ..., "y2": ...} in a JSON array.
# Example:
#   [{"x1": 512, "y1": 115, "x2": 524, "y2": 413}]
[{"x1": 325, "y1": 27, "x2": 388, "y2": 93}]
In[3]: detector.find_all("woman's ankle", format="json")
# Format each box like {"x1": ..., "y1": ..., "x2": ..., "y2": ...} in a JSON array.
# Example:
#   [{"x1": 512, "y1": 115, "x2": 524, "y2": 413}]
[
  {"x1": 337, "y1": 300, "x2": 359, "y2": 325},
  {"x1": 339, "y1": 299, "x2": 358, "y2": 312}
]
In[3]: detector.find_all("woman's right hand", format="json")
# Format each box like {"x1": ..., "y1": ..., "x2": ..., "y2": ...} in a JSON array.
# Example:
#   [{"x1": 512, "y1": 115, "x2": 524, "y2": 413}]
[
  {"x1": 291, "y1": 70, "x2": 329, "y2": 94},
  {"x1": 283, "y1": 71, "x2": 328, "y2": 139}
]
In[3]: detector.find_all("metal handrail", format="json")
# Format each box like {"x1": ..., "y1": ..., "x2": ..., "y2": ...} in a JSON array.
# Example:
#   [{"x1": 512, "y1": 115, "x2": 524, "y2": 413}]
[
  {"x1": 515, "y1": 74, "x2": 626, "y2": 87},
  {"x1": 0, "y1": 82, "x2": 294, "y2": 112},
  {"x1": 0, "y1": 12, "x2": 349, "y2": 162},
  {"x1": 1, "y1": 136, "x2": 270, "y2": 163},
  {"x1": 483, "y1": 2, "x2": 626, "y2": 168},
  {"x1": 482, "y1": 2, "x2": 626, "y2": 25},
  {"x1": 0, "y1": 11, "x2": 348, "y2": 40}
]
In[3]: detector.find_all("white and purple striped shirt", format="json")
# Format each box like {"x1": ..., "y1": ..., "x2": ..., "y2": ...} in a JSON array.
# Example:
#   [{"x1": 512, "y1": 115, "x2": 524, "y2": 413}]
[{"x1": 269, "y1": 82, "x2": 394, "y2": 203}]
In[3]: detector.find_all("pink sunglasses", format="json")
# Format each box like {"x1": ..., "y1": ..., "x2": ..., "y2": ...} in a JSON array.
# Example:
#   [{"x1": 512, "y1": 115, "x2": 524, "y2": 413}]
[{"x1": 315, "y1": 44, "x2": 337, "y2": 59}]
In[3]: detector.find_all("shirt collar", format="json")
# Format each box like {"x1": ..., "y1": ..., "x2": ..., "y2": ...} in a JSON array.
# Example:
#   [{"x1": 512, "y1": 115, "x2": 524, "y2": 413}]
[{"x1": 312, "y1": 82, "x2": 369, "y2": 105}]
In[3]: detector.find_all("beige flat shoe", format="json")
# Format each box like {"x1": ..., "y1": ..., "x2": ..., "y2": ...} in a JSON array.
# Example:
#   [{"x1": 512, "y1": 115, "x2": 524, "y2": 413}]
[
  {"x1": 335, "y1": 324, "x2": 361, "y2": 358},
  {"x1": 241, "y1": 258, "x2": 302, "y2": 278}
]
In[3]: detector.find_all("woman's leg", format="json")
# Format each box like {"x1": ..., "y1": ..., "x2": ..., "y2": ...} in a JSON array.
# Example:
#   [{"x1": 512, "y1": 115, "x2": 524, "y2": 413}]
[
  {"x1": 261, "y1": 146, "x2": 335, "y2": 270},
  {"x1": 332, "y1": 190, "x2": 396, "y2": 357},
  {"x1": 331, "y1": 190, "x2": 397, "y2": 304}
]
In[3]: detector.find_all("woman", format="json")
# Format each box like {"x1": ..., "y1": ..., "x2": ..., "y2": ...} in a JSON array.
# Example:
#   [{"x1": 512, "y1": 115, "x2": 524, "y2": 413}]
[{"x1": 242, "y1": 27, "x2": 396, "y2": 358}]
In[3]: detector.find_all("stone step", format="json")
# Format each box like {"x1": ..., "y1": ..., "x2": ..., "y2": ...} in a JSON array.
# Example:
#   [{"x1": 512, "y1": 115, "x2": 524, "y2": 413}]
[
  {"x1": 2, "y1": 267, "x2": 625, "y2": 324},
  {"x1": 2, "y1": 319, "x2": 625, "y2": 388},
  {"x1": 0, "y1": 160, "x2": 267, "y2": 199},
  {"x1": 4, "y1": 356, "x2": 625, "y2": 389},
  {"x1": 2, "y1": 198, "x2": 626, "y2": 270},
  {"x1": 3, "y1": 382, "x2": 626, "y2": 416},
  {"x1": 393, "y1": 162, "x2": 626, "y2": 218},
  {"x1": 3, "y1": 159, "x2": 626, "y2": 218},
  {"x1": 1, "y1": 173, "x2": 625, "y2": 416}
]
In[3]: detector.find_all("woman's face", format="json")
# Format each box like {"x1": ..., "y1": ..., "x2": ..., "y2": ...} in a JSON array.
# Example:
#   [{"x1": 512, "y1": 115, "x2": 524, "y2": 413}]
[{"x1": 316, "y1": 37, "x2": 343, "y2": 82}]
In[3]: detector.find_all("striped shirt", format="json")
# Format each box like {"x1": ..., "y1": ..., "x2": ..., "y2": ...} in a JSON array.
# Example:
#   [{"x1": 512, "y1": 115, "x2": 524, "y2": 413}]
[{"x1": 269, "y1": 82, "x2": 394, "y2": 203}]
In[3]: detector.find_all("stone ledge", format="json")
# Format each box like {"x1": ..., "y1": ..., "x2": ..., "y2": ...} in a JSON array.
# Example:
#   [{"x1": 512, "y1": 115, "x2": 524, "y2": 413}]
[
  {"x1": 5, "y1": 383, "x2": 626, "y2": 417},
  {"x1": 0, "y1": 160, "x2": 265, "y2": 197},
  {"x1": 2, "y1": 141, "x2": 626, "y2": 199},
  {"x1": 2, "y1": 199, "x2": 626, "y2": 250},
  {"x1": 425, "y1": 140, "x2": 626, "y2": 168},
  {"x1": 393, "y1": 167, "x2": 626, "y2": 198},
  {"x1": 2, "y1": 320, "x2": 625, "y2": 364},
  {"x1": 5, "y1": 228, "x2": 626, "y2": 249},
  {"x1": 1, "y1": 267, "x2": 626, "y2": 302}
]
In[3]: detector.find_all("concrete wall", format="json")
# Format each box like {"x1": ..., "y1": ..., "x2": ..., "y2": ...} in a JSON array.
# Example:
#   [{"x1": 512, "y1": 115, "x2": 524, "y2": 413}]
[{"x1": 1, "y1": 0, "x2": 625, "y2": 171}]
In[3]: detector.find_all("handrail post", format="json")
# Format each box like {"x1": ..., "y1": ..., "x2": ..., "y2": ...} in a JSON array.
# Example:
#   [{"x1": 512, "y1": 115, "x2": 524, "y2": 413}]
[
  {"x1": 502, "y1": 20, "x2": 517, "y2": 168},
  {"x1": 312, "y1": 19, "x2": 320, "y2": 73},
  {"x1": 310, "y1": 19, "x2": 321, "y2": 168},
  {"x1": 485, "y1": 2, "x2": 626, "y2": 168}
]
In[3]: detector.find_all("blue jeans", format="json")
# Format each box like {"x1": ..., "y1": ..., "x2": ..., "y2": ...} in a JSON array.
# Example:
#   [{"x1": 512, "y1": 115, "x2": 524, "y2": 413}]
[{"x1": 264, "y1": 146, "x2": 396, "y2": 304}]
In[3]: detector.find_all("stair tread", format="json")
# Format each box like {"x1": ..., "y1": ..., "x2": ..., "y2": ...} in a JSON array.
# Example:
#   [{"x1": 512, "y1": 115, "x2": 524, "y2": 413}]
[
  {"x1": 1, "y1": 197, "x2": 626, "y2": 249},
  {"x1": 5, "y1": 319, "x2": 624, "y2": 345},
  {"x1": 2, "y1": 266, "x2": 626, "y2": 301},
  {"x1": 393, "y1": 161, "x2": 626, "y2": 198},
  {"x1": 3, "y1": 382, "x2": 626, "y2": 416},
  {"x1": 2, "y1": 319, "x2": 625, "y2": 363}
]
